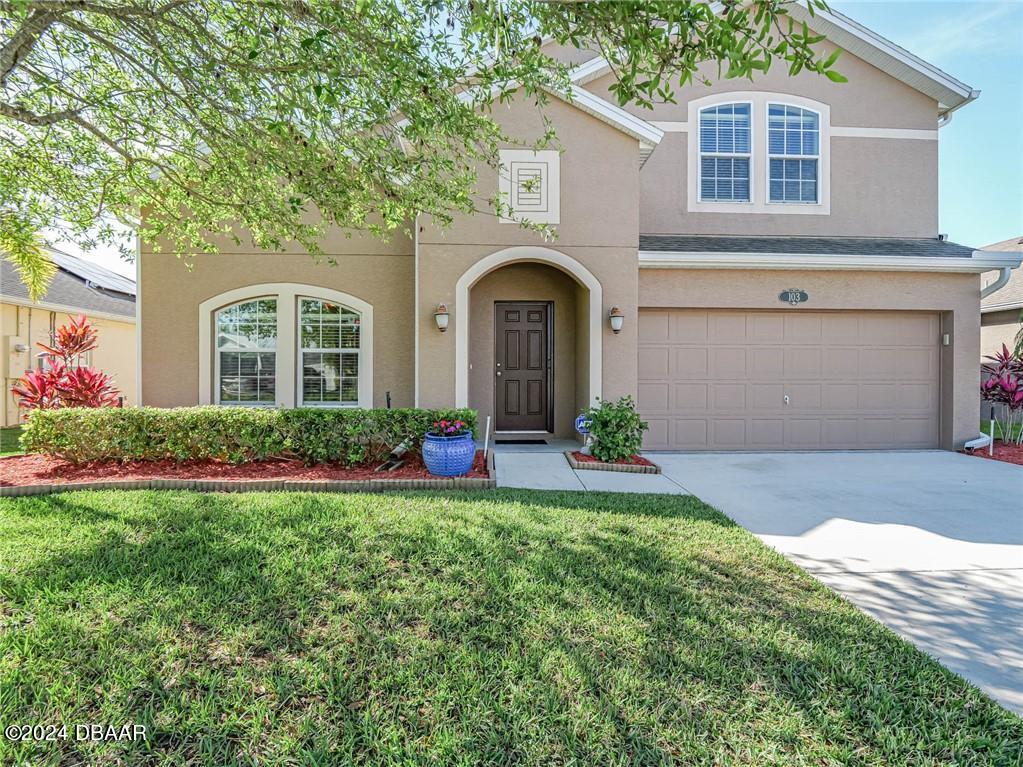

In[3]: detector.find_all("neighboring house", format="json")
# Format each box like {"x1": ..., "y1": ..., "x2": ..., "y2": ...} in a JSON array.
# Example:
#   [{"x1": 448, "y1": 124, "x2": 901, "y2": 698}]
[
  {"x1": 139, "y1": 5, "x2": 1021, "y2": 451},
  {"x1": 980, "y1": 236, "x2": 1023, "y2": 360},
  {"x1": 2, "y1": 250, "x2": 136, "y2": 426}
]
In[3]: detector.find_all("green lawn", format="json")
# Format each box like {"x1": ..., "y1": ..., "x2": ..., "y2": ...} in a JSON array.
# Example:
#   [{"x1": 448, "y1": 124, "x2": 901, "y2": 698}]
[
  {"x1": 0, "y1": 426, "x2": 22, "y2": 457},
  {"x1": 0, "y1": 490, "x2": 1018, "y2": 766}
]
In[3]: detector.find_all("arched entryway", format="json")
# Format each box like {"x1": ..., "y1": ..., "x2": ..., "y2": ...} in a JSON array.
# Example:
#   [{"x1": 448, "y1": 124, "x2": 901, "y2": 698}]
[{"x1": 454, "y1": 247, "x2": 602, "y2": 438}]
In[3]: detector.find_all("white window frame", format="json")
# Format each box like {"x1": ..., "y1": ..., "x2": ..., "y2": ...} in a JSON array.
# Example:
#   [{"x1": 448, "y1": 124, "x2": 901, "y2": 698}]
[
  {"x1": 686, "y1": 91, "x2": 830, "y2": 215},
  {"x1": 296, "y1": 296, "x2": 362, "y2": 408},
  {"x1": 697, "y1": 101, "x2": 753, "y2": 204},
  {"x1": 198, "y1": 283, "x2": 373, "y2": 408},
  {"x1": 214, "y1": 296, "x2": 279, "y2": 407},
  {"x1": 498, "y1": 149, "x2": 561, "y2": 224},
  {"x1": 766, "y1": 102, "x2": 822, "y2": 205}
]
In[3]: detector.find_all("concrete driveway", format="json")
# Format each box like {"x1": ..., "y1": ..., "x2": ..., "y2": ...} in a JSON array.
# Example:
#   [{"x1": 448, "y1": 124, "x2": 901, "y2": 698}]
[
  {"x1": 497, "y1": 447, "x2": 1023, "y2": 713},
  {"x1": 653, "y1": 450, "x2": 1023, "y2": 715}
]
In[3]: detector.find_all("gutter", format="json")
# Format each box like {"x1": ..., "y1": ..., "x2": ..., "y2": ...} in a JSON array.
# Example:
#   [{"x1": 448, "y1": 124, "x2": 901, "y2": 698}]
[
  {"x1": 638, "y1": 250, "x2": 1023, "y2": 274},
  {"x1": 2, "y1": 295, "x2": 136, "y2": 324}
]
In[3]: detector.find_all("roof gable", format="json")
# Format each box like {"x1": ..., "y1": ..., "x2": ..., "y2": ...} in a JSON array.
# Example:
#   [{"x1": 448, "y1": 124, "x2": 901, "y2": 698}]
[{"x1": 569, "y1": 3, "x2": 977, "y2": 117}]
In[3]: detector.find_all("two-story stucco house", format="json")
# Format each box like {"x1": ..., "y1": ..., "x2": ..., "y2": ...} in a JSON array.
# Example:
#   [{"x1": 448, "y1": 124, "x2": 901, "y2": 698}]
[{"x1": 138, "y1": 5, "x2": 1021, "y2": 451}]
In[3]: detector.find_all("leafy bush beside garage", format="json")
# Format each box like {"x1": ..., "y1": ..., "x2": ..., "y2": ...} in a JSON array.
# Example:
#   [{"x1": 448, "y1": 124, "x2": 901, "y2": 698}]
[{"x1": 21, "y1": 406, "x2": 477, "y2": 465}]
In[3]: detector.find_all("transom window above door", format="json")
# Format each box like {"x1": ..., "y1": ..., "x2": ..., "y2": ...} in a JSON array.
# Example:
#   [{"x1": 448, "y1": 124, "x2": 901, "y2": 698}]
[
  {"x1": 199, "y1": 284, "x2": 373, "y2": 408},
  {"x1": 687, "y1": 92, "x2": 830, "y2": 215}
]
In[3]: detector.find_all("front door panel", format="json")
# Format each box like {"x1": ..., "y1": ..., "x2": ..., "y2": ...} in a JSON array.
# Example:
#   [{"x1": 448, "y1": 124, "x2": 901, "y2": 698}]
[{"x1": 496, "y1": 302, "x2": 551, "y2": 431}]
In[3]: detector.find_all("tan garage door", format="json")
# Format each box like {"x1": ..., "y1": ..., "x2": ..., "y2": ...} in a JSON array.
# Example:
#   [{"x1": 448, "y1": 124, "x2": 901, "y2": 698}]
[{"x1": 638, "y1": 309, "x2": 941, "y2": 450}]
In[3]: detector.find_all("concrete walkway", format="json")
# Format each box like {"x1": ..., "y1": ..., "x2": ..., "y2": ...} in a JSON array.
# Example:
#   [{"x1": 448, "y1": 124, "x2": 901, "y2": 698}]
[{"x1": 495, "y1": 446, "x2": 1023, "y2": 714}]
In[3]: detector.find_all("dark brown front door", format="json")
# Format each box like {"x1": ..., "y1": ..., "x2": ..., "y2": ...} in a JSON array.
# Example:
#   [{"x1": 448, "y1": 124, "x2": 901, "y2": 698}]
[{"x1": 495, "y1": 302, "x2": 552, "y2": 432}]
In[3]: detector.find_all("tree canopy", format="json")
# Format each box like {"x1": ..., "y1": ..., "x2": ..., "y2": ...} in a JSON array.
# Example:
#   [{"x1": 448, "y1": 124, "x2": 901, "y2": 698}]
[{"x1": 0, "y1": 0, "x2": 840, "y2": 297}]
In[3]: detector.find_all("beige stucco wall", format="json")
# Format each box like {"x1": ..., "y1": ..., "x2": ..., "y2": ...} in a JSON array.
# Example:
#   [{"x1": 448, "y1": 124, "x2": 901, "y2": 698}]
[
  {"x1": 1, "y1": 302, "x2": 136, "y2": 426},
  {"x1": 139, "y1": 246, "x2": 414, "y2": 409},
  {"x1": 416, "y1": 91, "x2": 643, "y2": 415},
  {"x1": 584, "y1": 39, "x2": 940, "y2": 238},
  {"x1": 639, "y1": 269, "x2": 981, "y2": 449},
  {"x1": 468, "y1": 263, "x2": 581, "y2": 438},
  {"x1": 981, "y1": 309, "x2": 1022, "y2": 360}
]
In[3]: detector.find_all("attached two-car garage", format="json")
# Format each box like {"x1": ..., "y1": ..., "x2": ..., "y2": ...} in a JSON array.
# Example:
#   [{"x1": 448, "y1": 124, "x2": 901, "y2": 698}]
[{"x1": 637, "y1": 308, "x2": 941, "y2": 450}]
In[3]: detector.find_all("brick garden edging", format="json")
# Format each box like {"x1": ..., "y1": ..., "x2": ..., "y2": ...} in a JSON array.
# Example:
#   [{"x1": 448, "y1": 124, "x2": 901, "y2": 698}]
[
  {"x1": 564, "y1": 451, "x2": 660, "y2": 474},
  {"x1": 0, "y1": 453, "x2": 497, "y2": 497}
]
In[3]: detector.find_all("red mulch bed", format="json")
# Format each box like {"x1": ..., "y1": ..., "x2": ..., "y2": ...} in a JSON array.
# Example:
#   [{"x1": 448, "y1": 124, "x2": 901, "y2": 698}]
[
  {"x1": 0, "y1": 451, "x2": 489, "y2": 487},
  {"x1": 962, "y1": 441, "x2": 1023, "y2": 467},
  {"x1": 570, "y1": 451, "x2": 655, "y2": 467}
]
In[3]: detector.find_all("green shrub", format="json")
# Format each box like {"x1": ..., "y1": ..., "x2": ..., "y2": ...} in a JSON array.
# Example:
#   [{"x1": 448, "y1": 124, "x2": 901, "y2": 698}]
[
  {"x1": 584, "y1": 396, "x2": 649, "y2": 462},
  {"x1": 21, "y1": 406, "x2": 477, "y2": 465}
]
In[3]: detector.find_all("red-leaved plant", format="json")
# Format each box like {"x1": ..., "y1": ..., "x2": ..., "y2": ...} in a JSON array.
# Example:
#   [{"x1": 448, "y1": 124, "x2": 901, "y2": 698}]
[
  {"x1": 11, "y1": 314, "x2": 120, "y2": 413},
  {"x1": 981, "y1": 343, "x2": 1023, "y2": 445}
]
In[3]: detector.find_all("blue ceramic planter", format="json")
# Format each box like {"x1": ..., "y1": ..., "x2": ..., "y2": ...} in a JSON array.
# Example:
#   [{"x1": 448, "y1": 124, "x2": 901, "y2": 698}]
[{"x1": 422, "y1": 432, "x2": 476, "y2": 477}]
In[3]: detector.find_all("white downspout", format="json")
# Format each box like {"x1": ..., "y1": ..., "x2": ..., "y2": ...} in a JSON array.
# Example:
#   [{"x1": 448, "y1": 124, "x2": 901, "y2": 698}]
[
  {"x1": 967, "y1": 262, "x2": 1015, "y2": 451},
  {"x1": 980, "y1": 266, "x2": 1012, "y2": 300}
]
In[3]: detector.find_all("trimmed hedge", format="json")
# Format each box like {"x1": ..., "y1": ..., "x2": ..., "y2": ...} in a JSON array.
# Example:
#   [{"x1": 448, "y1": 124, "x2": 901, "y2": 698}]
[{"x1": 21, "y1": 406, "x2": 478, "y2": 465}]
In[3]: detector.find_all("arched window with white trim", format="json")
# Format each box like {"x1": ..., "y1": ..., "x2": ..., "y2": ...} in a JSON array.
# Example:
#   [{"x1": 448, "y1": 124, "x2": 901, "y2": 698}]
[
  {"x1": 299, "y1": 297, "x2": 361, "y2": 406},
  {"x1": 215, "y1": 298, "x2": 277, "y2": 405},
  {"x1": 198, "y1": 284, "x2": 374, "y2": 408}
]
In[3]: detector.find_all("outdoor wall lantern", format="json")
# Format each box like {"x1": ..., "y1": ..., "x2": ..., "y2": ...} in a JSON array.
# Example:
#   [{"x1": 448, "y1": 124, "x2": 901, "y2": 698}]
[
  {"x1": 608, "y1": 306, "x2": 625, "y2": 334},
  {"x1": 434, "y1": 303, "x2": 450, "y2": 332}
]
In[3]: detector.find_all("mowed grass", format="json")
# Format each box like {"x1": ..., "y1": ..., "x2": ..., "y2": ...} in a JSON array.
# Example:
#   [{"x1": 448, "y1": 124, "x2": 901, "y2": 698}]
[
  {"x1": 0, "y1": 490, "x2": 1018, "y2": 766},
  {"x1": 0, "y1": 426, "x2": 22, "y2": 457}
]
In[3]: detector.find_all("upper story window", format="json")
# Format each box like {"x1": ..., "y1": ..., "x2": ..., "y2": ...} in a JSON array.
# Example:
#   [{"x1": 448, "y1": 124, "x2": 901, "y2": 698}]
[
  {"x1": 686, "y1": 92, "x2": 830, "y2": 216},
  {"x1": 698, "y1": 103, "x2": 751, "y2": 202},
  {"x1": 768, "y1": 104, "x2": 820, "y2": 204},
  {"x1": 199, "y1": 284, "x2": 374, "y2": 409},
  {"x1": 498, "y1": 149, "x2": 560, "y2": 224},
  {"x1": 216, "y1": 298, "x2": 277, "y2": 405}
]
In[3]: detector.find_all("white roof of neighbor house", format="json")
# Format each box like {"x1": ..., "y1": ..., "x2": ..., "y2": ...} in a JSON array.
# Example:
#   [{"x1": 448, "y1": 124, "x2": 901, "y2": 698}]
[
  {"x1": 570, "y1": 2, "x2": 978, "y2": 117},
  {"x1": 981, "y1": 236, "x2": 1023, "y2": 312}
]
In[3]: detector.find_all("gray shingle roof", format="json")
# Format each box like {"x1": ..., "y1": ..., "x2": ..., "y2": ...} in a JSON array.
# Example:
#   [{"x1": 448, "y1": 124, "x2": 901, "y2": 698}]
[
  {"x1": 2, "y1": 251, "x2": 136, "y2": 318},
  {"x1": 981, "y1": 236, "x2": 1023, "y2": 311},
  {"x1": 639, "y1": 235, "x2": 977, "y2": 258}
]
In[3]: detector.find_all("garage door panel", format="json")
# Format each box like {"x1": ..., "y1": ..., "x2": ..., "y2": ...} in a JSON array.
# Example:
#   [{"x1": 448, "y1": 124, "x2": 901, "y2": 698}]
[
  {"x1": 637, "y1": 382, "x2": 669, "y2": 411},
  {"x1": 639, "y1": 309, "x2": 940, "y2": 450},
  {"x1": 639, "y1": 310, "x2": 670, "y2": 342},
  {"x1": 751, "y1": 419, "x2": 785, "y2": 446},
  {"x1": 674, "y1": 383, "x2": 708, "y2": 410},
  {"x1": 712, "y1": 383, "x2": 746, "y2": 410},
  {"x1": 675, "y1": 420, "x2": 708, "y2": 448},
  {"x1": 676, "y1": 348, "x2": 708, "y2": 377},
  {"x1": 710, "y1": 347, "x2": 747, "y2": 378},
  {"x1": 750, "y1": 314, "x2": 785, "y2": 341},
  {"x1": 750, "y1": 348, "x2": 785, "y2": 379},
  {"x1": 821, "y1": 314, "x2": 861, "y2": 342},
  {"x1": 673, "y1": 312, "x2": 709, "y2": 342},
  {"x1": 784, "y1": 313, "x2": 824, "y2": 343},
  {"x1": 638, "y1": 347, "x2": 670, "y2": 379},
  {"x1": 785, "y1": 347, "x2": 822, "y2": 378},
  {"x1": 709, "y1": 313, "x2": 748, "y2": 343},
  {"x1": 790, "y1": 419, "x2": 823, "y2": 447}
]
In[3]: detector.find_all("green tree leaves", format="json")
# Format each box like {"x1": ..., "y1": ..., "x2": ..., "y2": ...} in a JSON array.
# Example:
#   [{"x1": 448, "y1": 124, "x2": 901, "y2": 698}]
[{"x1": 1, "y1": 0, "x2": 838, "y2": 297}]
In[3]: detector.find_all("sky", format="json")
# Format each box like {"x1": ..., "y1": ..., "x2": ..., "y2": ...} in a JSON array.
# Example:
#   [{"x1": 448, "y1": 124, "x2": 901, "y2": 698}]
[
  {"x1": 67, "y1": 0, "x2": 1023, "y2": 280},
  {"x1": 831, "y1": 0, "x2": 1023, "y2": 247}
]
